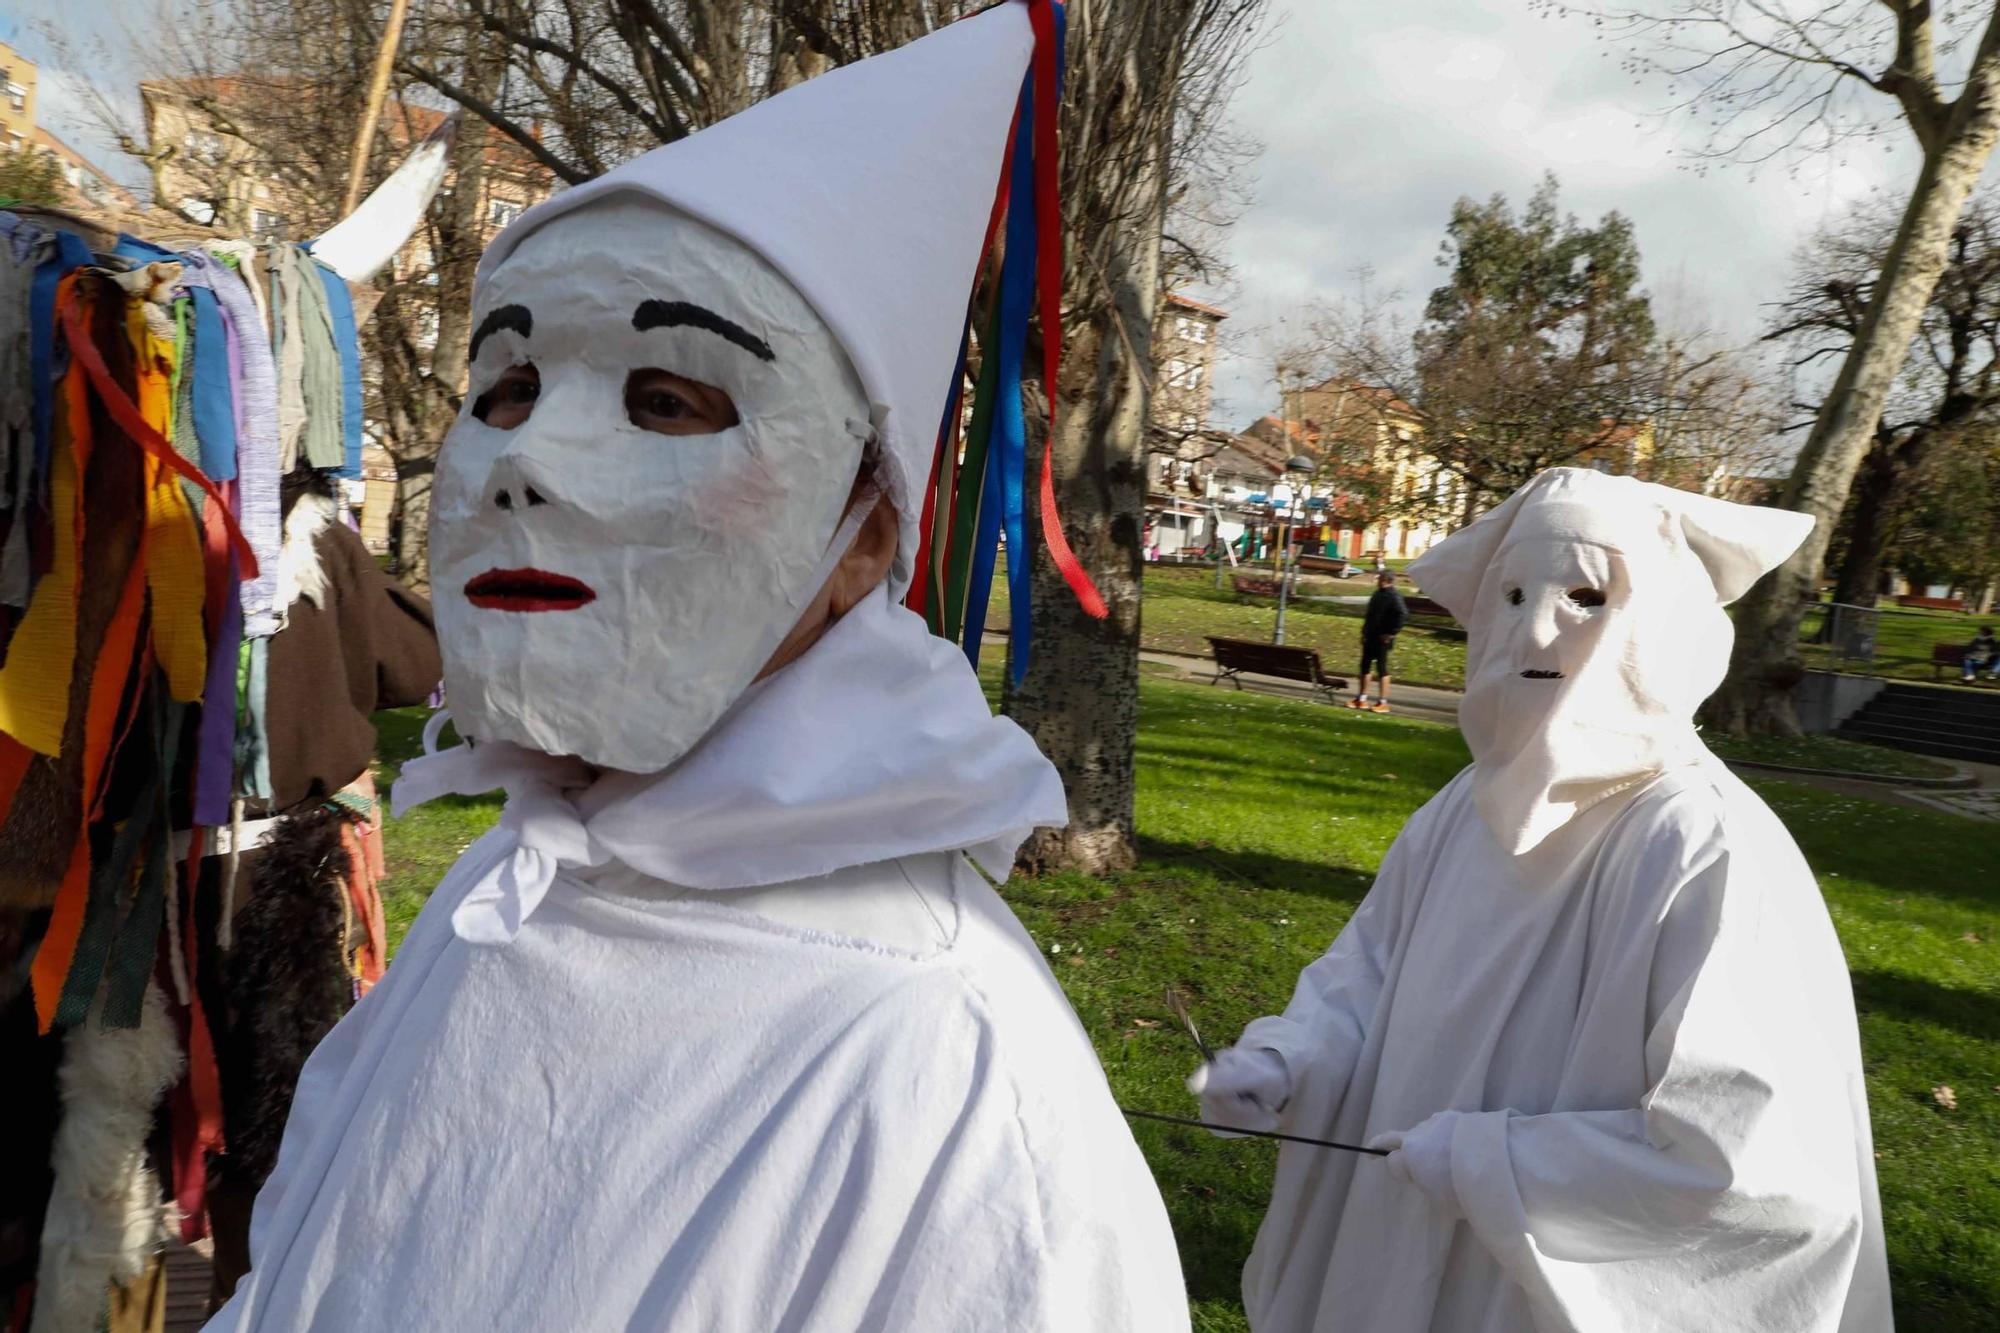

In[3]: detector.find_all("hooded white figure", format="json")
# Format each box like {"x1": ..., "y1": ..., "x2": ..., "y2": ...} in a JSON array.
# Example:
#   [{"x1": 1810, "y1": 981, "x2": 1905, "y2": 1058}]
[
  {"x1": 1193, "y1": 468, "x2": 1890, "y2": 1332},
  {"x1": 203, "y1": 8, "x2": 1189, "y2": 1331}
]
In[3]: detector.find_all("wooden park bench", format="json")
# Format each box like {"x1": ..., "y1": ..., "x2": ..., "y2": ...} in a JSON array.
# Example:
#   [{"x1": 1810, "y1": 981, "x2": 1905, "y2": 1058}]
[
  {"x1": 1934, "y1": 643, "x2": 1969, "y2": 680},
  {"x1": 1206, "y1": 636, "x2": 1348, "y2": 703},
  {"x1": 1232, "y1": 574, "x2": 1282, "y2": 597},
  {"x1": 1294, "y1": 553, "x2": 1356, "y2": 577}
]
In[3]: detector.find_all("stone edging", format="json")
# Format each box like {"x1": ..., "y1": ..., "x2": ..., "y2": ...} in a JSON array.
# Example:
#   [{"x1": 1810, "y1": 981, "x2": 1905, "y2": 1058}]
[{"x1": 1718, "y1": 757, "x2": 1978, "y2": 790}]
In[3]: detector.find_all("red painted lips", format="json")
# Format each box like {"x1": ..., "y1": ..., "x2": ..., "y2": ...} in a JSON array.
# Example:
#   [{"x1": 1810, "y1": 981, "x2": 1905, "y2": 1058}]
[{"x1": 464, "y1": 568, "x2": 597, "y2": 613}]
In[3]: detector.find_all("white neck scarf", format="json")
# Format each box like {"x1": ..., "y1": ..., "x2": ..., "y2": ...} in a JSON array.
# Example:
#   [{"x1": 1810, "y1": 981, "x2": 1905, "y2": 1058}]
[{"x1": 394, "y1": 586, "x2": 1066, "y2": 945}]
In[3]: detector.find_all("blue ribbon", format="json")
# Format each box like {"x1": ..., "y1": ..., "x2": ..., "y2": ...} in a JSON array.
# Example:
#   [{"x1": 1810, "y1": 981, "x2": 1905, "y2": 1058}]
[
  {"x1": 188, "y1": 283, "x2": 237, "y2": 480},
  {"x1": 962, "y1": 72, "x2": 1041, "y2": 679}
]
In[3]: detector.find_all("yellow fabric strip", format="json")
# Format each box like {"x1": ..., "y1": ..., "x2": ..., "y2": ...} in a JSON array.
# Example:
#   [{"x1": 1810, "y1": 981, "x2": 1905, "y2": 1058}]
[
  {"x1": 130, "y1": 300, "x2": 208, "y2": 699},
  {"x1": 0, "y1": 404, "x2": 80, "y2": 755}
]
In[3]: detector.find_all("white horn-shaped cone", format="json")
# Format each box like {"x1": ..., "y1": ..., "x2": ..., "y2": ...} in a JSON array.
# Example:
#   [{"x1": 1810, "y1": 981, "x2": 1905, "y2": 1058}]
[{"x1": 307, "y1": 111, "x2": 459, "y2": 284}]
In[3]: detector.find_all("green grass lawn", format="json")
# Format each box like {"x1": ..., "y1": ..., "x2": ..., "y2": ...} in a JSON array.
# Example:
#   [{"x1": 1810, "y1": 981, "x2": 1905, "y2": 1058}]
[
  {"x1": 996, "y1": 564, "x2": 2000, "y2": 694},
  {"x1": 990, "y1": 566, "x2": 1474, "y2": 689},
  {"x1": 370, "y1": 675, "x2": 1999, "y2": 1329},
  {"x1": 1797, "y1": 602, "x2": 1998, "y2": 683}
]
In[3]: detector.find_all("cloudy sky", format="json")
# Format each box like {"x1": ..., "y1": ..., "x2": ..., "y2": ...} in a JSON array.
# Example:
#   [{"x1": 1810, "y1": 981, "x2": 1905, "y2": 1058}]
[
  {"x1": 1195, "y1": 0, "x2": 1929, "y2": 430},
  {"x1": 9, "y1": 0, "x2": 1951, "y2": 434}
]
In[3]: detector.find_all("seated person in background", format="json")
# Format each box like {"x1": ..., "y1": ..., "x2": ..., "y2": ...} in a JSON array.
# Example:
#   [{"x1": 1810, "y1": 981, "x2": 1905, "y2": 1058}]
[{"x1": 1964, "y1": 625, "x2": 1998, "y2": 681}]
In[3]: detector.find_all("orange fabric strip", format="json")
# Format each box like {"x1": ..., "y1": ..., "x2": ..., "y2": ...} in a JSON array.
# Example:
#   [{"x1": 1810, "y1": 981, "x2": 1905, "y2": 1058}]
[{"x1": 32, "y1": 839, "x2": 92, "y2": 1031}]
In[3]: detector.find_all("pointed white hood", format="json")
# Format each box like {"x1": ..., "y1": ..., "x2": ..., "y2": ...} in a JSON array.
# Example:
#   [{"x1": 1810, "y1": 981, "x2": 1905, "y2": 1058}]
[{"x1": 1408, "y1": 468, "x2": 1812, "y2": 854}]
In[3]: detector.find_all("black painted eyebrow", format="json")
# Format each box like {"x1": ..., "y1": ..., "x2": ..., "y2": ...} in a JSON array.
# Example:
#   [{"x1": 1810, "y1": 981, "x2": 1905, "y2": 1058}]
[
  {"x1": 632, "y1": 299, "x2": 775, "y2": 362},
  {"x1": 469, "y1": 304, "x2": 532, "y2": 362}
]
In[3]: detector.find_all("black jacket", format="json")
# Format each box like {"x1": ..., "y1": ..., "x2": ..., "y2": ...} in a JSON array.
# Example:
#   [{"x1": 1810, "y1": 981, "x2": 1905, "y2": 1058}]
[{"x1": 1363, "y1": 586, "x2": 1409, "y2": 640}]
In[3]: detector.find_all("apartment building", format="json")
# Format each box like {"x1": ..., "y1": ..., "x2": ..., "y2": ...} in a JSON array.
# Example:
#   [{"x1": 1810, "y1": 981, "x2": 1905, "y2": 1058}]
[{"x1": 0, "y1": 41, "x2": 34, "y2": 155}]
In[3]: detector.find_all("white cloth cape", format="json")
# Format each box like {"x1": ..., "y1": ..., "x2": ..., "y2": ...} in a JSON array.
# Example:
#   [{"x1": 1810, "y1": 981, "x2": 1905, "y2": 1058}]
[
  {"x1": 1236, "y1": 759, "x2": 1890, "y2": 1333},
  {"x1": 204, "y1": 592, "x2": 1189, "y2": 1332}
]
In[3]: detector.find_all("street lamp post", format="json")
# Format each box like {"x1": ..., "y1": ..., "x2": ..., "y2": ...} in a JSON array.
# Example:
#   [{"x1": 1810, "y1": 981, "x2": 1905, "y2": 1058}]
[{"x1": 1273, "y1": 454, "x2": 1315, "y2": 646}]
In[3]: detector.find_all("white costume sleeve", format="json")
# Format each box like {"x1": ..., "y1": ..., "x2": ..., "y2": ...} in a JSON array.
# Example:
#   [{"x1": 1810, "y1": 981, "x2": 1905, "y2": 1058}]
[
  {"x1": 1412, "y1": 796, "x2": 1876, "y2": 1331},
  {"x1": 1237, "y1": 830, "x2": 1409, "y2": 1126}
]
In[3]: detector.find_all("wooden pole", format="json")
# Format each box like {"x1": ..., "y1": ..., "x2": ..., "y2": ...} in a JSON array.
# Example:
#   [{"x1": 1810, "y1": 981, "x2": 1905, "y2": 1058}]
[{"x1": 341, "y1": 0, "x2": 413, "y2": 217}]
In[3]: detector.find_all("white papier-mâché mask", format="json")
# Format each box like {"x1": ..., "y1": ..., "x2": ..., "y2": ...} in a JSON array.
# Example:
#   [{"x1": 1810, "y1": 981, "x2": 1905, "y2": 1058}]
[
  {"x1": 432, "y1": 195, "x2": 873, "y2": 772},
  {"x1": 1408, "y1": 469, "x2": 1813, "y2": 854}
]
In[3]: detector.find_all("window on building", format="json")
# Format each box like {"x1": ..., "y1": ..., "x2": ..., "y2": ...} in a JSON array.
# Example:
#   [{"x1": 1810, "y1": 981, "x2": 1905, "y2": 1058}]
[
  {"x1": 488, "y1": 197, "x2": 525, "y2": 229},
  {"x1": 250, "y1": 208, "x2": 287, "y2": 242},
  {"x1": 1167, "y1": 360, "x2": 1204, "y2": 390},
  {"x1": 1174, "y1": 315, "x2": 1208, "y2": 344},
  {"x1": 1178, "y1": 411, "x2": 1202, "y2": 432},
  {"x1": 184, "y1": 130, "x2": 225, "y2": 165}
]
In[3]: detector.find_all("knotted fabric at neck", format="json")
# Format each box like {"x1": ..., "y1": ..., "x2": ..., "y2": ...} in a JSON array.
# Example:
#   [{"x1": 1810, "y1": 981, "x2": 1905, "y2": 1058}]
[{"x1": 393, "y1": 586, "x2": 1066, "y2": 946}]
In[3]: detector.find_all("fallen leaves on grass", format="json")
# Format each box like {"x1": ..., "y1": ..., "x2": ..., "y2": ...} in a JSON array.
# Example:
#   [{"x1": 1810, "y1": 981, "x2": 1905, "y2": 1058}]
[{"x1": 1934, "y1": 1086, "x2": 1959, "y2": 1111}]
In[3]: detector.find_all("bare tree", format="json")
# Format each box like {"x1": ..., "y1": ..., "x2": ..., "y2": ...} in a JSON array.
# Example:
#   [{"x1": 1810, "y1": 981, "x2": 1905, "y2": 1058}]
[
  {"x1": 1555, "y1": 0, "x2": 2000, "y2": 732},
  {"x1": 62, "y1": 0, "x2": 519, "y2": 589},
  {"x1": 1767, "y1": 192, "x2": 2000, "y2": 604}
]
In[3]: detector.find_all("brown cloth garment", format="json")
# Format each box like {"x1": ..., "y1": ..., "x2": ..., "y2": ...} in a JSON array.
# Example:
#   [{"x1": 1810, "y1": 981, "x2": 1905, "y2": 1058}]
[
  {"x1": 202, "y1": 515, "x2": 439, "y2": 1307},
  {"x1": 256, "y1": 520, "x2": 441, "y2": 814}
]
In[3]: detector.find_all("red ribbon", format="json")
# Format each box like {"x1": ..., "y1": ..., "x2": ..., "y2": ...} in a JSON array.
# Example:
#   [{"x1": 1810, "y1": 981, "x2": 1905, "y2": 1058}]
[
  {"x1": 58, "y1": 287, "x2": 260, "y2": 579},
  {"x1": 1026, "y1": 0, "x2": 1107, "y2": 620}
]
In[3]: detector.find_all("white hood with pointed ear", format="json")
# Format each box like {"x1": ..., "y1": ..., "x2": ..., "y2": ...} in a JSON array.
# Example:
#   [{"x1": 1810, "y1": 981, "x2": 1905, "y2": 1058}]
[{"x1": 1408, "y1": 468, "x2": 1813, "y2": 854}]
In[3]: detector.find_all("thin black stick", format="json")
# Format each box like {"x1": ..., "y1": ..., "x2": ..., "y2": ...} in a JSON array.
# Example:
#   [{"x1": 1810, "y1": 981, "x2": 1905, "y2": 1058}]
[{"x1": 1121, "y1": 1106, "x2": 1390, "y2": 1156}]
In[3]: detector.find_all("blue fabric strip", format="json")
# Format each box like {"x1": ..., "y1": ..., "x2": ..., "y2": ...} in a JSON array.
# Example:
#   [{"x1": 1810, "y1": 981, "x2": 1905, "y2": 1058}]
[
  {"x1": 963, "y1": 74, "x2": 1039, "y2": 675},
  {"x1": 313, "y1": 256, "x2": 365, "y2": 478},
  {"x1": 996, "y1": 75, "x2": 1039, "y2": 682},
  {"x1": 189, "y1": 284, "x2": 237, "y2": 480}
]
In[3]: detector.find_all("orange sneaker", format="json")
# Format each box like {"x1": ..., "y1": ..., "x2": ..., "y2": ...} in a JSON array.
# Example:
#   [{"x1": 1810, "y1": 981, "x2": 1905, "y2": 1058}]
[
  {"x1": 1346, "y1": 697, "x2": 1367, "y2": 709},
  {"x1": 1371, "y1": 702, "x2": 1392, "y2": 713}
]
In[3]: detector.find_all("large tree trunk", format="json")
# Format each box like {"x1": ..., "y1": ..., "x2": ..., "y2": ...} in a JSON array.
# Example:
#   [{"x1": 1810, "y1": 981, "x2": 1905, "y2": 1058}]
[
  {"x1": 1830, "y1": 441, "x2": 1907, "y2": 607},
  {"x1": 374, "y1": 39, "x2": 494, "y2": 593},
  {"x1": 1008, "y1": 312, "x2": 1148, "y2": 875},
  {"x1": 393, "y1": 459, "x2": 434, "y2": 589},
  {"x1": 1005, "y1": 4, "x2": 1172, "y2": 875},
  {"x1": 1712, "y1": 79, "x2": 2000, "y2": 734}
]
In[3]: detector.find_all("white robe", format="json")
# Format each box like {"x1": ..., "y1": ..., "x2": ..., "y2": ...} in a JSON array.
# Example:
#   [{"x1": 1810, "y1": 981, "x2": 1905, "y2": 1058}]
[
  {"x1": 1238, "y1": 758, "x2": 1890, "y2": 1333},
  {"x1": 205, "y1": 842, "x2": 1188, "y2": 1331}
]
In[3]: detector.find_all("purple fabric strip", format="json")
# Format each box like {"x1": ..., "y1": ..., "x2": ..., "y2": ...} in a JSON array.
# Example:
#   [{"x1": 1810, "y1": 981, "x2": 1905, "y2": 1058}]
[
  {"x1": 186, "y1": 250, "x2": 282, "y2": 636},
  {"x1": 194, "y1": 515, "x2": 244, "y2": 826}
]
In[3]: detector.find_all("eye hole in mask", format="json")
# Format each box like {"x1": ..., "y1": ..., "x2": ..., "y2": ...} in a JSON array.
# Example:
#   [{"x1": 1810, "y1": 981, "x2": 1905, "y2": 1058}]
[
  {"x1": 473, "y1": 364, "x2": 540, "y2": 428},
  {"x1": 623, "y1": 368, "x2": 741, "y2": 436},
  {"x1": 1506, "y1": 587, "x2": 1524, "y2": 606},
  {"x1": 1566, "y1": 587, "x2": 1606, "y2": 609}
]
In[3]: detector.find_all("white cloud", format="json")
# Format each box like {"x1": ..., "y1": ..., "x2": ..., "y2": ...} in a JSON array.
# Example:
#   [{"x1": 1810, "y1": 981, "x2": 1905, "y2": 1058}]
[{"x1": 1196, "y1": 0, "x2": 1921, "y2": 429}]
